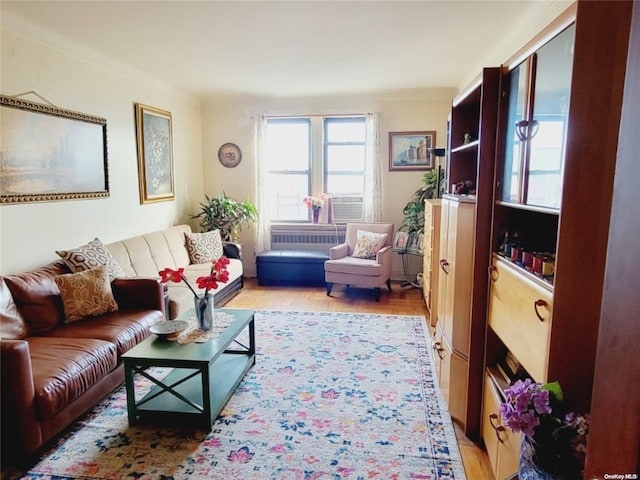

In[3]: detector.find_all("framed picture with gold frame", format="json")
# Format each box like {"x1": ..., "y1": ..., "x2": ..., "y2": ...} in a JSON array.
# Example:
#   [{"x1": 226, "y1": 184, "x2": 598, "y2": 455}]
[
  {"x1": 134, "y1": 103, "x2": 174, "y2": 204},
  {"x1": 0, "y1": 95, "x2": 109, "y2": 204},
  {"x1": 389, "y1": 131, "x2": 436, "y2": 171}
]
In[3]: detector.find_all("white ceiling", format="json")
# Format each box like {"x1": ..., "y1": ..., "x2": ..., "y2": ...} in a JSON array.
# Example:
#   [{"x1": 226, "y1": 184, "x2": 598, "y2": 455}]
[{"x1": 1, "y1": 0, "x2": 571, "y2": 100}]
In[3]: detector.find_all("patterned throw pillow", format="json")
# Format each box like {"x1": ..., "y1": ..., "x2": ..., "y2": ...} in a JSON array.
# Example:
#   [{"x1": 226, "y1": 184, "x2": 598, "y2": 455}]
[
  {"x1": 54, "y1": 265, "x2": 119, "y2": 323},
  {"x1": 352, "y1": 230, "x2": 388, "y2": 259},
  {"x1": 56, "y1": 238, "x2": 126, "y2": 281},
  {"x1": 185, "y1": 230, "x2": 224, "y2": 264}
]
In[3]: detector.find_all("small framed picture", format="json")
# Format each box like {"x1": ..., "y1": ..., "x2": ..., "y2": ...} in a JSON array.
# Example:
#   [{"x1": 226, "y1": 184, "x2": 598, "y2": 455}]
[
  {"x1": 406, "y1": 233, "x2": 422, "y2": 254},
  {"x1": 389, "y1": 131, "x2": 436, "y2": 171},
  {"x1": 406, "y1": 233, "x2": 425, "y2": 255},
  {"x1": 393, "y1": 231, "x2": 409, "y2": 252}
]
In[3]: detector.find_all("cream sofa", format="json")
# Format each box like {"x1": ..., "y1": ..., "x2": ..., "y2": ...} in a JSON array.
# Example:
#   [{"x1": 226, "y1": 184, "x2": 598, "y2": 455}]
[{"x1": 106, "y1": 225, "x2": 243, "y2": 319}]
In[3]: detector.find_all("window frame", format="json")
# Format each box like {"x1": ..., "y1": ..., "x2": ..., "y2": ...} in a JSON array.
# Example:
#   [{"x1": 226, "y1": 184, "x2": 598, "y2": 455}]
[
  {"x1": 264, "y1": 114, "x2": 366, "y2": 224},
  {"x1": 323, "y1": 116, "x2": 366, "y2": 197}
]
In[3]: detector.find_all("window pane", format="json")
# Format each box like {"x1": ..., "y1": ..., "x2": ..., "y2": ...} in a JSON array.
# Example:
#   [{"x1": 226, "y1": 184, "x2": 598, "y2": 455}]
[
  {"x1": 326, "y1": 120, "x2": 365, "y2": 143},
  {"x1": 267, "y1": 173, "x2": 308, "y2": 221},
  {"x1": 326, "y1": 145, "x2": 365, "y2": 171},
  {"x1": 265, "y1": 120, "x2": 310, "y2": 171},
  {"x1": 327, "y1": 174, "x2": 365, "y2": 195}
]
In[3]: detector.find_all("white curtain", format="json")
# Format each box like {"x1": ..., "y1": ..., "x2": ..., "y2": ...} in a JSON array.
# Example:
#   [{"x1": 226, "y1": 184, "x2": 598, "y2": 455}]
[
  {"x1": 253, "y1": 115, "x2": 271, "y2": 253},
  {"x1": 363, "y1": 111, "x2": 382, "y2": 221}
]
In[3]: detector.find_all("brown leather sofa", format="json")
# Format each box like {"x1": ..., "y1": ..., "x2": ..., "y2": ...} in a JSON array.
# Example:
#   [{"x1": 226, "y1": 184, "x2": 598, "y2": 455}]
[{"x1": 0, "y1": 260, "x2": 165, "y2": 462}]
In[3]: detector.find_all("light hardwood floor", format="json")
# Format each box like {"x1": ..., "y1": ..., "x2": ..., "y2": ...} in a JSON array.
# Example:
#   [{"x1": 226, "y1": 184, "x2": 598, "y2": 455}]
[{"x1": 226, "y1": 277, "x2": 494, "y2": 479}]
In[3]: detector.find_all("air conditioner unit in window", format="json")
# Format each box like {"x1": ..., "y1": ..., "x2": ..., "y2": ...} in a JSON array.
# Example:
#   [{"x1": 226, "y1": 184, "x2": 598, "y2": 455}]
[{"x1": 330, "y1": 196, "x2": 364, "y2": 224}]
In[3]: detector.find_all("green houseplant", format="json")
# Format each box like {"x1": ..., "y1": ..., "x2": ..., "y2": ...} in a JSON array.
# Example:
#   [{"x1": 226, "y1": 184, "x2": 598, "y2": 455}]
[
  {"x1": 398, "y1": 168, "x2": 445, "y2": 236},
  {"x1": 192, "y1": 192, "x2": 258, "y2": 242}
]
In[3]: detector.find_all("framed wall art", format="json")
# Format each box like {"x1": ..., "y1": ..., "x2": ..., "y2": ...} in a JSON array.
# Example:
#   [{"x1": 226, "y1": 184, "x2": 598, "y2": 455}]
[
  {"x1": 134, "y1": 103, "x2": 174, "y2": 204},
  {"x1": 389, "y1": 130, "x2": 436, "y2": 171},
  {"x1": 406, "y1": 233, "x2": 424, "y2": 255},
  {"x1": 0, "y1": 95, "x2": 109, "y2": 204},
  {"x1": 392, "y1": 231, "x2": 409, "y2": 252}
]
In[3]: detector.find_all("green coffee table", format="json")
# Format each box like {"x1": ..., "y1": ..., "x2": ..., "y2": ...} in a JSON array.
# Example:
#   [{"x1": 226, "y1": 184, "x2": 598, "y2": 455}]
[{"x1": 123, "y1": 308, "x2": 255, "y2": 429}]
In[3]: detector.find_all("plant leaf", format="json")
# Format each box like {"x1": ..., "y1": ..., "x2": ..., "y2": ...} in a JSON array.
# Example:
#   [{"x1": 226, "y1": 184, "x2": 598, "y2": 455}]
[{"x1": 542, "y1": 381, "x2": 564, "y2": 403}]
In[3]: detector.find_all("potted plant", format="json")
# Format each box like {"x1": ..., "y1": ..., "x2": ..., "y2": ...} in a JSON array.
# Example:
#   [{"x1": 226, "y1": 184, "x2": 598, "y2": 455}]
[
  {"x1": 398, "y1": 168, "x2": 445, "y2": 239},
  {"x1": 500, "y1": 378, "x2": 590, "y2": 480},
  {"x1": 192, "y1": 192, "x2": 258, "y2": 242}
]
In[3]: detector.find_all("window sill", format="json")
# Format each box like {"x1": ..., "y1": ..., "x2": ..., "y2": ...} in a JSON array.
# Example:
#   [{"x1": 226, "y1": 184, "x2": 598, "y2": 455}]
[{"x1": 271, "y1": 223, "x2": 347, "y2": 234}]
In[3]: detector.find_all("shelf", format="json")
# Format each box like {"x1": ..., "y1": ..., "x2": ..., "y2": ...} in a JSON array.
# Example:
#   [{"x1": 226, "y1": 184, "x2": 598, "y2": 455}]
[
  {"x1": 493, "y1": 253, "x2": 554, "y2": 291},
  {"x1": 443, "y1": 193, "x2": 476, "y2": 204},
  {"x1": 495, "y1": 201, "x2": 559, "y2": 216},
  {"x1": 451, "y1": 140, "x2": 479, "y2": 153},
  {"x1": 135, "y1": 353, "x2": 255, "y2": 427}
]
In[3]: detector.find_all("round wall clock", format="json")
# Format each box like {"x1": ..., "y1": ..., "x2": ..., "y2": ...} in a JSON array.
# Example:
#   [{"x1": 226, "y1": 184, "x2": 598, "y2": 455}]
[{"x1": 218, "y1": 143, "x2": 242, "y2": 168}]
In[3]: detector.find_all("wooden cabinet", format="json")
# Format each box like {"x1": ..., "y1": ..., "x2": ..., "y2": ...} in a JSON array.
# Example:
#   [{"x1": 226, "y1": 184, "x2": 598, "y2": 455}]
[
  {"x1": 435, "y1": 68, "x2": 500, "y2": 440},
  {"x1": 484, "y1": 1, "x2": 633, "y2": 432},
  {"x1": 422, "y1": 199, "x2": 441, "y2": 326},
  {"x1": 482, "y1": 371, "x2": 520, "y2": 480},
  {"x1": 498, "y1": 25, "x2": 574, "y2": 210},
  {"x1": 436, "y1": 195, "x2": 474, "y2": 426},
  {"x1": 488, "y1": 256, "x2": 553, "y2": 382}
]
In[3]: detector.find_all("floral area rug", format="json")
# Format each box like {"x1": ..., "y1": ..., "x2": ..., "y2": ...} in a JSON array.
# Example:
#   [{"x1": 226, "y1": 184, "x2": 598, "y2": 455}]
[{"x1": 12, "y1": 310, "x2": 467, "y2": 479}]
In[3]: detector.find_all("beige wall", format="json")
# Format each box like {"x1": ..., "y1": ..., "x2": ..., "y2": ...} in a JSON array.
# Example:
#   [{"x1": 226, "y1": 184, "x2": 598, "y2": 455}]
[
  {"x1": 0, "y1": 28, "x2": 203, "y2": 275},
  {"x1": 201, "y1": 90, "x2": 456, "y2": 278},
  {"x1": 0, "y1": 18, "x2": 454, "y2": 281}
]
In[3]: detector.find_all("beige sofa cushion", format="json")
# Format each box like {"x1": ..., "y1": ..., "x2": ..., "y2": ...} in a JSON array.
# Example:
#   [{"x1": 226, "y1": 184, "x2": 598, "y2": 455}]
[
  {"x1": 105, "y1": 225, "x2": 243, "y2": 319},
  {"x1": 107, "y1": 225, "x2": 192, "y2": 277}
]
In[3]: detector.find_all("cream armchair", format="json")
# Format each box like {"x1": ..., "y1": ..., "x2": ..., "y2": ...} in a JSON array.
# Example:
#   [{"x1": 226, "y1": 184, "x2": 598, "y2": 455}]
[{"x1": 324, "y1": 222, "x2": 395, "y2": 301}]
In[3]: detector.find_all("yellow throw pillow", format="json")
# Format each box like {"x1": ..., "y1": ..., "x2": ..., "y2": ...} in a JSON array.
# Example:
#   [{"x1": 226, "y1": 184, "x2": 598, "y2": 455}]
[
  {"x1": 352, "y1": 230, "x2": 388, "y2": 259},
  {"x1": 54, "y1": 265, "x2": 119, "y2": 323}
]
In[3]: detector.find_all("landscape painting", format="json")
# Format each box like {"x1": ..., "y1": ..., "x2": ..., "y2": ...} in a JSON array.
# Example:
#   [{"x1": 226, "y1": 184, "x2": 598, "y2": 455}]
[{"x1": 0, "y1": 96, "x2": 109, "y2": 204}]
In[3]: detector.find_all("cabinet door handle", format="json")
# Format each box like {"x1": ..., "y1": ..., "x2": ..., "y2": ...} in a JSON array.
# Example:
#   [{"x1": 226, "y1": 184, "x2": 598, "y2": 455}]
[
  {"x1": 433, "y1": 341, "x2": 445, "y2": 359},
  {"x1": 489, "y1": 412, "x2": 500, "y2": 430},
  {"x1": 488, "y1": 265, "x2": 498, "y2": 282},
  {"x1": 496, "y1": 425, "x2": 506, "y2": 444},
  {"x1": 440, "y1": 259, "x2": 450, "y2": 274},
  {"x1": 534, "y1": 299, "x2": 549, "y2": 322},
  {"x1": 515, "y1": 120, "x2": 528, "y2": 142},
  {"x1": 515, "y1": 119, "x2": 540, "y2": 142}
]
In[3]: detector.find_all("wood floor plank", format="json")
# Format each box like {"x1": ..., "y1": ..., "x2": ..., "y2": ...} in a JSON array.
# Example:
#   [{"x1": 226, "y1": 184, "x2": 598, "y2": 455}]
[{"x1": 226, "y1": 278, "x2": 494, "y2": 479}]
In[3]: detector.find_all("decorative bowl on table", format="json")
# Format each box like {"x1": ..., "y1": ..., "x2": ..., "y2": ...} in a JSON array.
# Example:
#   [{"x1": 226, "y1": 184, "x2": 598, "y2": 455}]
[{"x1": 150, "y1": 320, "x2": 189, "y2": 338}]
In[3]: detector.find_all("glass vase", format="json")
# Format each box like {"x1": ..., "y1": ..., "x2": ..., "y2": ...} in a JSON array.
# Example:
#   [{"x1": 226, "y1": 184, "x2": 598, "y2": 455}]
[
  {"x1": 312, "y1": 207, "x2": 320, "y2": 224},
  {"x1": 194, "y1": 293, "x2": 214, "y2": 331},
  {"x1": 519, "y1": 436, "x2": 556, "y2": 480}
]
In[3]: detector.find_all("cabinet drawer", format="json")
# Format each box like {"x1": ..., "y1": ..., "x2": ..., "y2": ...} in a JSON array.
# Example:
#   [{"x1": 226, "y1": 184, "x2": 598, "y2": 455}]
[
  {"x1": 425, "y1": 206, "x2": 434, "y2": 227},
  {"x1": 482, "y1": 372, "x2": 520, "y2": 480},
  {"x1": 488, "y1": 257, "x2": 553, "y2": 381},
  {"x1": 424, "y1": 247, "x2": 432, "y2": 265},
  {"x1": 433, "y1": 326, "x2": 451, "y2": 405},
  {"x1": 449, "y1": 350, "x2": 468, "y2": 425}
]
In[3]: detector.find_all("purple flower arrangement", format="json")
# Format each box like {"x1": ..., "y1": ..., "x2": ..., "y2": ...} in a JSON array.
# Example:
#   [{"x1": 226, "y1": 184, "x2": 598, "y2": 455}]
[
  {"x1": 500, "y1": 379, "x2": 590, "y2": 479},
  {"x1": 500, "y1": 378, "x2": 554, "y2": 437}
]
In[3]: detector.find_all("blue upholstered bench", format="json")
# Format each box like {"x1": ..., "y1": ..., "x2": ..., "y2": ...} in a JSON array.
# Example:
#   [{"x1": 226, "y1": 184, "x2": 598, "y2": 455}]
[{"x1": 256, "y1": 250, "x2": 329, "y2": 287}]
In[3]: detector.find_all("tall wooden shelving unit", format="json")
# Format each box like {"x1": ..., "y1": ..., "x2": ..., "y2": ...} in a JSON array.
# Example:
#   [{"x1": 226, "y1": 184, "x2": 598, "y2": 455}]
[
  {"x1": 478, "y1": 2, "x2": 635, "y2": 478},
  {"x1": 435, "y1": 67, "x2": 499, "y2": 440}
]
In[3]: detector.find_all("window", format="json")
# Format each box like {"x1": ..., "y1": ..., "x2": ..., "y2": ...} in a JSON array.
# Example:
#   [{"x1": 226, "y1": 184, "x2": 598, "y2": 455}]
[{"x1": 264, "y1": 116, "x2": 365, "y2": 223}]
